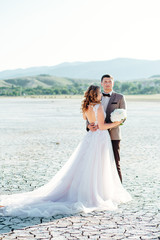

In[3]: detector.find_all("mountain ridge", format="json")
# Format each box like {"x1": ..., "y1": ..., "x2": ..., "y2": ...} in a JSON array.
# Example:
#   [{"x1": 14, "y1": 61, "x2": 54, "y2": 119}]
[{"x1": 0, "y1": 58, "x2": 160, "y2": 81}]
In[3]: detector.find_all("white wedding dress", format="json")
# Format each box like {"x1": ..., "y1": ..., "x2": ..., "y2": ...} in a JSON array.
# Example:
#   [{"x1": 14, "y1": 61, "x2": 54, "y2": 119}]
[{"x1": 0, "y1": 104, "x2": 132, "y2": 217}]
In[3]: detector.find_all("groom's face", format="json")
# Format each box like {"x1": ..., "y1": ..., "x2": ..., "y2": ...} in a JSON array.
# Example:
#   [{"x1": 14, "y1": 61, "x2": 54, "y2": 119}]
[{"x1": 101, "y1": 77, "x2": 114, "y2": 93}]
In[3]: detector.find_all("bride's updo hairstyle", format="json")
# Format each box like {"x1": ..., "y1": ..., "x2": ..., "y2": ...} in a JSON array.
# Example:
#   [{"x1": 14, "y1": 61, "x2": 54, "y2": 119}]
[{"x1": 81, "y1": 85, "x2": 101, "y2": 113}]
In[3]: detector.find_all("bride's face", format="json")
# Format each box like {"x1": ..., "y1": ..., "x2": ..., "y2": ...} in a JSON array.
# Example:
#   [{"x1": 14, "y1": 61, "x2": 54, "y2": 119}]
[{"x1": 97, "y1": 88, "x2": 102, "y2": 101}]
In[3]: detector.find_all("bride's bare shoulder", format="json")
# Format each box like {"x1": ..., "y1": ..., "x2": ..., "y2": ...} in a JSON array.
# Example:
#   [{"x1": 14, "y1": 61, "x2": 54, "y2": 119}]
[
  {"x1": 83, "y1": 112, "x2": 87, "y2": 120},
  {"x1": 86, "y1": 105, "x2": 93, "y2": 112},
  {"x1": 97, "y1": 104, "x2": 103, "y2": 111}
]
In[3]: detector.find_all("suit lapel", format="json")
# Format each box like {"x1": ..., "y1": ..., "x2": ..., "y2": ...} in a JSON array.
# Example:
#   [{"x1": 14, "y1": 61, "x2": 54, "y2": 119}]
[{"x1": 106, "y1": 92, "x2": 116, "y2": 122}]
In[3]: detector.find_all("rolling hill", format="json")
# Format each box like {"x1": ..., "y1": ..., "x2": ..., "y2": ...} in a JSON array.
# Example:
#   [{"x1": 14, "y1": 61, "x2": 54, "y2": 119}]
[
  {"x1": 0, "y1": 75, "x2": 98, "y2": 88},
  {"x1": 1, "y1": 74, "x2": 160, "y2": 96}
]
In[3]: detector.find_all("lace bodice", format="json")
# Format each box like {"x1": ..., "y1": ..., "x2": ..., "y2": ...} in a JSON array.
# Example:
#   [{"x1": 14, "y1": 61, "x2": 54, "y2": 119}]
[{"x1": 91, "y1": 104, "x2": 106, "y2": 125}]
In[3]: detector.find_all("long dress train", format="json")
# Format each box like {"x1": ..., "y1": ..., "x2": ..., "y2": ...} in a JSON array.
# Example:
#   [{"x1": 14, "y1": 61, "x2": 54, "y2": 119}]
[{"x1": 0, "y1": 104, "x2": 132, "y2": 217}]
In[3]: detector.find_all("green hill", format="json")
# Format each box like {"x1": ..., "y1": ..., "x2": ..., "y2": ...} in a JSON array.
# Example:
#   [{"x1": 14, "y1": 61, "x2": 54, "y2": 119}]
[
  {"x1": 0, "y1": 75, "x2": 98, "y2": 96},
  {"x1": 0, "y1": 74, "x2": 97, "y2": 88},
  {"x1": 0, "y1": 74, "x2": 160, "y2": 96}
]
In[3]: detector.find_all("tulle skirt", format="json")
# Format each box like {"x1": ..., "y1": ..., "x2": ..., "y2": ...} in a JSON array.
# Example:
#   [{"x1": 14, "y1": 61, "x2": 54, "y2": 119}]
[{"x1": 0, "y1": 130, "x2": 132, "y2": 217}]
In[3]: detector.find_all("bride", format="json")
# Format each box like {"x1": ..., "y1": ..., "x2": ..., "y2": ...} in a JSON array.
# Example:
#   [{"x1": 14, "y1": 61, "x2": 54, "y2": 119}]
[{"x1": 0, "y1": 85, "x2": 132, "y2": 217}]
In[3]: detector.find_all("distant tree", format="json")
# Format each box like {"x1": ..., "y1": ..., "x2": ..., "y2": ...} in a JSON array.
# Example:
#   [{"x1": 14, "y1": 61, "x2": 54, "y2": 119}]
[
  {"x1": 121, "y1": 83, "x2": 131, "y2": 93},
  {"x1": 38, "y1": 74, "x2": 51, "y2": 77},
  {"x1": 61, "y1": 88, "x2": 69, "y2": 94},
  {"x1": 53, "y1": 88, "x2": 61, "y2": 94},
  {"x1": 114, "y1": 81, "x2": 122, "y2": 93}
]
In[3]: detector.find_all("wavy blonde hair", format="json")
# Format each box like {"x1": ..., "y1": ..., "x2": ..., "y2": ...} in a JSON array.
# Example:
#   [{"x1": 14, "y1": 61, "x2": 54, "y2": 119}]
[{"x1": 81, "y1": 85, "x2": 101, "y2": 113}]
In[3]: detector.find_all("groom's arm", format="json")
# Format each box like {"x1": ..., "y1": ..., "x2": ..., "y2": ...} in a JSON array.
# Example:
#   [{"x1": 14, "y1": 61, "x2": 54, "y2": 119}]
[
  {"x1": 119, "y1": 95, "x2": 127, "y2": 123},
  {"x1": 119, "y1": 95, "x2": 126, "y2": 109}
]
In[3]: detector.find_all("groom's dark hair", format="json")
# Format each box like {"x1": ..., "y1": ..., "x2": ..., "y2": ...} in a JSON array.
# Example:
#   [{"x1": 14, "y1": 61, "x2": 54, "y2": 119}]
[{"x1": 101, "y1": 74, "x2": 114, "y2": 82}]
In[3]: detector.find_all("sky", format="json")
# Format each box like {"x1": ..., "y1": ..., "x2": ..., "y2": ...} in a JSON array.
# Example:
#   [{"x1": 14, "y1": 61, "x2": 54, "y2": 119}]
[{"x1": 0, "y1": 0, "x2": 160, "y2": 71}]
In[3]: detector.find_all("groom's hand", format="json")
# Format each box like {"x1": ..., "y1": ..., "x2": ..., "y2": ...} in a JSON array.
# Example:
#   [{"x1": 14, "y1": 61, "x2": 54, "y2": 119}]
[{"x1": 88, "y1": 123, "x2": 98, "y2": 132}]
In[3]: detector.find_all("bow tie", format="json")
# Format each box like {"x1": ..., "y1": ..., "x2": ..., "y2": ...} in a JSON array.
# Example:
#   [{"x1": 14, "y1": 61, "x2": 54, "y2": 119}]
[{"x1": 102, "y1": 93, "x2": 111, "y2": 97}]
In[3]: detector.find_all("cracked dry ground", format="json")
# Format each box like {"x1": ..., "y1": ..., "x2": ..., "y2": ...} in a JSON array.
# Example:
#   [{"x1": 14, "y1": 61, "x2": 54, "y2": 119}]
[
  {"x1": 0, "y1": 99, "x2": 160, "y2": 239},
  {"x1": 0, "y1": 208, "x2": 159, "y2": 239}
]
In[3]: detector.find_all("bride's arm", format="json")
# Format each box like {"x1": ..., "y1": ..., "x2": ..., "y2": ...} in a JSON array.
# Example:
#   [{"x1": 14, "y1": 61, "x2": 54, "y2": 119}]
[{"x1": 97, "y1": 105, "x2": 122, "y2": 130}]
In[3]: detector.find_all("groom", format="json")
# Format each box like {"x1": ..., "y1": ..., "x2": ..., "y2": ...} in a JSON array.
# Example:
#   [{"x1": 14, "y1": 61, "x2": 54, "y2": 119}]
[{"x1": 87, "y1": 74, "x2": 126, "y2": 183}]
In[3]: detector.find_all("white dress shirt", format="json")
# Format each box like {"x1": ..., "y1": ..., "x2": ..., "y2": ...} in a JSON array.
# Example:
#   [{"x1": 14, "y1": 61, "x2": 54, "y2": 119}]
[{"x1": 101, "y1": 91, "x2": 113, "y2": 112}]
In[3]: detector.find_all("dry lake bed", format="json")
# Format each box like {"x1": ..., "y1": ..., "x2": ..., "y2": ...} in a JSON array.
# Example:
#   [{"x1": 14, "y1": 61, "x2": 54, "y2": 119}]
[{"x1": 0, "y1": 98, "x2": 160, "y2": 239}]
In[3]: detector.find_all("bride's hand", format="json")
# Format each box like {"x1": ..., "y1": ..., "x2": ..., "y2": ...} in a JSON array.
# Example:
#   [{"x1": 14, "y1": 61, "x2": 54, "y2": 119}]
[{"x1": 114, "y1": 120, "x2": 123, "y2": 125}]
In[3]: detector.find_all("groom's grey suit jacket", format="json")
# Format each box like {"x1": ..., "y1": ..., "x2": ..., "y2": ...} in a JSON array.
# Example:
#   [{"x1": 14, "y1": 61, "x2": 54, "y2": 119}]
[
  {"x1": 86, "y1": 91, "x2": 126, "y2": 140},
  {"x1": 105, "y1": 91, "x2": 126, "y2": 140}
]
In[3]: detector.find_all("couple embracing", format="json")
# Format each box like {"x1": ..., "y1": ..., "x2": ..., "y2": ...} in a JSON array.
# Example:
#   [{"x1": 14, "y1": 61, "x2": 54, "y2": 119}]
[
  {"x1": 86, "y1": 74, "x2": 126, "y2": 183},
  {"x1": 0, "y1": 74, "x2": 131, "y2": 217}
]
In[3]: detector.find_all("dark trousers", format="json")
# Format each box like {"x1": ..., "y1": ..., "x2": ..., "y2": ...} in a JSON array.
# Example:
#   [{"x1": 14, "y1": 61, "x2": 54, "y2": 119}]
[{"x1": 111, "y1": 140, "x2": 122, "y2": 183}]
